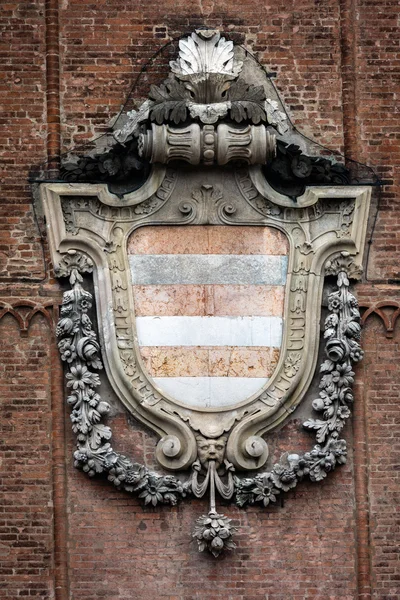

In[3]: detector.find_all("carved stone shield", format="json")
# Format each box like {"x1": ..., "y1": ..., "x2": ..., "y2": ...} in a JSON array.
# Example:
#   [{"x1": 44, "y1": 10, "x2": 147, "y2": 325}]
[
  {"x1": 128, "y1": 223, "x2": 288, "y2": 409},
  {"x1": 40, "y1": 29, "x2": 370, "y2": 475},
  {"x1": 39, "y1": 29, "x2": 372, "y2": 556}
]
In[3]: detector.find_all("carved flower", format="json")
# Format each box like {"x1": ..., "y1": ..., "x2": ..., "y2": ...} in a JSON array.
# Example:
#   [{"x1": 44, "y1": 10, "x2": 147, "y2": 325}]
[
  {"x1": 339, "y1": 386, "x2": 354, "y2": 405},
  {"x1": 331, "y1": 364, "x2": 354, "y2": 388},
  {"x1": 78, "y1": 297, "x2": 92, "y2": 312},
  {"x1": 108, "y1": 466, "x2": 127, "y2": 487},
  {"x1": 69, "y1": 405, "x2": 90, "y2": 440},
  {"x1": 288, "y1": 454, "x2": 310, "y2": 478},
  {"x1": 291, "y1": 155, "x2": 312, "y2": 178},
  {"x1": 193, "y1": 512, "x2": 236, "y2": 558},
  {"x1": 120, "y1": 350, "x2": 137, "y2": 377},
  {"x1": 251, "y1": 474, "x2": 280, "y2": 506},
  {"x1": 284, "y1": 353, "x2": 301, "y2": 378},
  {"x1": 66, "y1": 365, "x2": 101, "y2": 389},
  {"x1": 70, "y1": 410, "x2": 80, "y2": 423},
  {"x1": 337, "y1": 405, "x2": 351, "y2": 419},
  {"x1": 325, "y1": 339, "x2": 348, "y2": 362},
  {"x1": 328, "y1": 293, "x2": 343, "y2": 313},
  {"x1": 76, "y1": 337, "x2": 102, "y2": 369},
  {"x1": 82, "y1": 389, "x2": 101, "y2": 407},
  {"x1": 139, "y1": 476, "x2": 169, "y2": 506},
  {"x1": 271, "y1": 464, "x2": 298, "y2": 492},
  {"x1": 330, "y1": 439, "x2": 347, "y2": 465},
  {"x1": 124, "y1": 466, "x2": 149, "y2": 493},
  {"x1": 58, "y1": 339, "x2": 77, "y2": 363}
]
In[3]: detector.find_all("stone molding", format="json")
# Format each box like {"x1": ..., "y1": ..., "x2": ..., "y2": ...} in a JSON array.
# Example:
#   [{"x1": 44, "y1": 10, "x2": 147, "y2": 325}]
[
  {"x1": 360, "y1": 300, "x2": 400, "y2": 338},
  {"x1": 0, "y1": 300, "x2": 58, "y2": 333}
]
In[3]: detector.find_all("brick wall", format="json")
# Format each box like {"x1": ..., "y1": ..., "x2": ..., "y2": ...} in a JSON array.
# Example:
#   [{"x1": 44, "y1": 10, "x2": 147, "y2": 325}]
[{"x1": 1, "y1": 0, "x2": 399, "y2": 598}]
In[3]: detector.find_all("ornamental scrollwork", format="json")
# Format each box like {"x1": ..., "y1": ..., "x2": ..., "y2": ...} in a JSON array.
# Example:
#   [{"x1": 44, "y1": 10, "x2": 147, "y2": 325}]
[{"x1": 59, "y1": 28, "x2": 351, "y2": 200}]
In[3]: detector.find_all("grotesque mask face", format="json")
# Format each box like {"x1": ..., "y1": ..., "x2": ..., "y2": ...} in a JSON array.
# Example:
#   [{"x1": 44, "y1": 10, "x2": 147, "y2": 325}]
[{"x1": 196, "y1": 435, "x2": 227, "y2": 468}]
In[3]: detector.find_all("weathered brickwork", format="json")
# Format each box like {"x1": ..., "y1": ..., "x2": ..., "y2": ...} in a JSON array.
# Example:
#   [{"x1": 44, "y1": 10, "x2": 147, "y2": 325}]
[
  {"x1": 0, "y1": 315, "x2": 53, "y2": 598},
  {"x1": 0, "y1": 1, "x2": 47, "y2": 282},
  {"x1": 1, "y1": 0, "x2": 399, "y2": 598}
]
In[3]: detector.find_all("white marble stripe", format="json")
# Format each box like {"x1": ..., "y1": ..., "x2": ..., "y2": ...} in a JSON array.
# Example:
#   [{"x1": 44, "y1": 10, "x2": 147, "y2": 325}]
[
  {"x1": 129, "y1": 254, "x2": 288, "y2": 285},
  {"x1": 136, "y1": 316, "x2": 283, "y2": 347},
  {"x1": 152, "y1": 376, "x2": 269, "y2": 408}
]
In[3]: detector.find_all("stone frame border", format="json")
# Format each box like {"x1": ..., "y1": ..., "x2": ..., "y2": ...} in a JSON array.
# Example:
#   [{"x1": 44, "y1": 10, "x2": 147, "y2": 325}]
[{"x1": 40, "y1": 168, "x2": 370, "y2": 472}]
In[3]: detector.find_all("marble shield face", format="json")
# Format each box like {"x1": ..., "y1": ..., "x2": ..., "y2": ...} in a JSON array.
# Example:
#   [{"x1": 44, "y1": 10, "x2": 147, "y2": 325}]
[{"x1": 127, "y1": 224, "x2": 289, "y2": 410}]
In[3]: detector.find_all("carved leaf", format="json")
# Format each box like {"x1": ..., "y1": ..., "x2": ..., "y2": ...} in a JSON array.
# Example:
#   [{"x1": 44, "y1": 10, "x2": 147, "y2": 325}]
[
  {"x1": 228, "y1": 80, "x2": 266, "y2": 124},
  {"x1": 324, "y1": 327, "x2": 336, "y2": 339},
  {"x1": 230, "y1": 102, "x2": 265, "y2": 124},
  {"x1": 320, "y1": 359, "x2": 335, "y2": 373},
  {"x1": 303, "y1": 419, "x2": 330, "y2": 443},
  {"x1": 147, "y1": 82, "x2": 170, "y2": 101},
  {"x1": 150, "y1": 101, "x2": 188, "y2": 125},
  {"x1": 228, "y1": 79, "x2": 266, "y2": 102},
  {"x1": 309, "y1": 464, "x2": 328, "y2": 482},
  {"x1": 149, "y1": 81, "x2": 189, "y2": 124},
  {"x1": 90, "y1": 423, "x2": 112, "y2": 449},
  {"x1": 149, "y1": 80, "x2": 187, "y2": 102}
]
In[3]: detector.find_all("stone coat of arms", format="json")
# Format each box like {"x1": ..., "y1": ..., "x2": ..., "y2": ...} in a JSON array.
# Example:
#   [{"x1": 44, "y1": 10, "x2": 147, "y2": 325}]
[{"x1": 40, "y1": 30, "x2": 371, "y2": 556}]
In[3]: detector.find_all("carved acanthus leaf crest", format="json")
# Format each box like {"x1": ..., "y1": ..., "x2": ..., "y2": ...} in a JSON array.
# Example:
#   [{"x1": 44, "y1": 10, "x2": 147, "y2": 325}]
[
  {"x1": 170, "y1": 29, "x2": 243, "y2": 78},
  {"x1": 325, "y1": 251, "x2": 363, "y2": 280}
]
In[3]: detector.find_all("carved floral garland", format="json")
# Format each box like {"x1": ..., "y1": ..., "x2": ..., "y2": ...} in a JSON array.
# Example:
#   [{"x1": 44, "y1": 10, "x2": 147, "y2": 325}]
[
  {"x1": 56, "y1": 251, "x2": 363, "y2": 557},
  {"x1": 56, "y1": 252, "x2": 188, "y2": 507}
]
